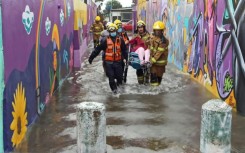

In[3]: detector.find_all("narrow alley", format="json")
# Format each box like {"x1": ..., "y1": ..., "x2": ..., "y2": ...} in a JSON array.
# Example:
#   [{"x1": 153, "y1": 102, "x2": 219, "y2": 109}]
[{"x1": 13, "y1": 44, "x2": 245, "y2": 153}]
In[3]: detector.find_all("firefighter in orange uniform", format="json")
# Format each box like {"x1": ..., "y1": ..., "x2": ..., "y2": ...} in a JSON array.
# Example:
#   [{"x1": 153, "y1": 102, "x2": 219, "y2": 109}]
[
  {"x1": 88, "y1": 23, "x2": 127, "y2": 94},
  {"x1": 90, "y1": 16, "x2": 104, "y2": 48},
  {"x1": 149, "y1": 21, "x2": 169, "y2": 86}
]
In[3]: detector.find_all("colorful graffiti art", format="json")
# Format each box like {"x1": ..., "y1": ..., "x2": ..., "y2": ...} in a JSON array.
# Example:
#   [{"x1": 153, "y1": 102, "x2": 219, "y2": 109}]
[
  {"x1": 2, "y1": 0, "x2": 74, "y2": 151},
  {"x1": 10, "y1": 82, "x2": 28, "y2": 147},
  {"x1": 184, "y1": 0, "x2": 244, "y2": 111},
  {"x1": 0, "y1": 4, "x2": 4, "y2": 152},
  {"x1": 136, "y1": 0, "x2": 245, "y2": 114}
]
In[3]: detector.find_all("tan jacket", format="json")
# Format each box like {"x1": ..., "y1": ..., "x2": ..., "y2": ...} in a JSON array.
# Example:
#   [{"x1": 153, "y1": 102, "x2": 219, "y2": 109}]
[
  {"x1": 149, "y1": 36, "x2": 169, "y2": 66},
  {"x1": 90, "y1": 22, "x2": 104, "y2": 40}
]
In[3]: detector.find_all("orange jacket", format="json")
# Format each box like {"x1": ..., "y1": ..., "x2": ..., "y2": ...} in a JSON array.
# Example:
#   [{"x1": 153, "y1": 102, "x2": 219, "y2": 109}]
[{"x1": 105, "y1": 37, "x2": 122, "y2": 61}]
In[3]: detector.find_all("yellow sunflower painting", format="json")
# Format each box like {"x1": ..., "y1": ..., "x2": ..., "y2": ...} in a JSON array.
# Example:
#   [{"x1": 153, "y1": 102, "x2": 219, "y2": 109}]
[{"x1": 10, "y1": 82, "x2": 28, "y2": 147}]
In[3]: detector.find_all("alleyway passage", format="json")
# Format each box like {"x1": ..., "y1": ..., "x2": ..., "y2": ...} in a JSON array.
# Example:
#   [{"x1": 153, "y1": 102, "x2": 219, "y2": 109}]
[{"x1": 14, "y1": 43, "x2": 245, "y2": 153}]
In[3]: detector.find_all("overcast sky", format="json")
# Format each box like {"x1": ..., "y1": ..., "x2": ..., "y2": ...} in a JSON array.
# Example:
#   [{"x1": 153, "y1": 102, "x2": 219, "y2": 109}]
[{"x1": 101, "y1": 0, "x2": 132, "y2": 10}]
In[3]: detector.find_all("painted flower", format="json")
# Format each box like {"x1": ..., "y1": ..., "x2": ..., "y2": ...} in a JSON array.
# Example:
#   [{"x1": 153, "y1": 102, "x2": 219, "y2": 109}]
[
  {"x1": 60, "y1": 9, "x2": 64, "y2": 26},
  {"x1": 22, "y1": 5, "x2": 34, "y2": 35},
  {"x1": 10, "y1": 82, "x2": 28, "y2": 147},
  {"x1": 45, "y1": 17, "x2": 51, "y2": 36}
]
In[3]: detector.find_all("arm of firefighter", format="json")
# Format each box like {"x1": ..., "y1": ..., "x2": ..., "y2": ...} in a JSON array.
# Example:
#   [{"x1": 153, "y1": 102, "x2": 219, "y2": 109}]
[
  {"x1": 89, "y1": 24, "x2": 93, "y2": 33},
  {"x1": 150, "y1": 43, "x2": 166, "y2": 63},
  {"x1": 100, "y1": 23, "x2": 104, "y2": 31},
  {"x1": 89, "y1": 38, "x2": 107, "y2": 63},
  {"x1": 120, "y1": 38, "x2": 127, "y2": 60},
  {"x1": 124, "y1": 32, "x2": 129, "y2": 44}
]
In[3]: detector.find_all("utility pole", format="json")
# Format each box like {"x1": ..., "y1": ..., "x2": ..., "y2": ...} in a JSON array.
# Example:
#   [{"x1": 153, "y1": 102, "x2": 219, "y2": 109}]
[{"x1": 110, "y1": 0, "x2": 113, "y2": 22}]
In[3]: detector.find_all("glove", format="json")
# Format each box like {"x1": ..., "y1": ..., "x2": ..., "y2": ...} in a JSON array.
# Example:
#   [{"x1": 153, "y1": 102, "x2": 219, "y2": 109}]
[{"x1": 88, "y1": 57, "x2": 93, "y2": 64}]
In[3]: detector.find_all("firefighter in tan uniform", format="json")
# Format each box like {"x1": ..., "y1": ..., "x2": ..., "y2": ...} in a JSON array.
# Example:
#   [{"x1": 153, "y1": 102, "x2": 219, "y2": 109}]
[
  {"x1": 149, "y1": 21, "x2": 169, "y2": 86},
  {"x1": 90, "y1": 16, "x2": 104, "y2": 48}
]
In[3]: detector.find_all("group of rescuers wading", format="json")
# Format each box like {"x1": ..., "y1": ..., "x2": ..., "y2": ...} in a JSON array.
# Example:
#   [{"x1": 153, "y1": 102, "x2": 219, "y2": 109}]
[{"x1": 89, "y1": 16, "x2": 169, "y2": 94}]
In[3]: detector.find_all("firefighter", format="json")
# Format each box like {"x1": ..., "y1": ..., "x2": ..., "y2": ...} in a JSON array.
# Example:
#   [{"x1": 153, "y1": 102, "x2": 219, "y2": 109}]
[
  {"x1": 114, "y1": 19, "x2": 129, "y2": 45},
  {"x1": 130, "y1": 20, "x2": 151, "y2": 84},
  {"x1": 99, "y1": 22, "x2": 111, "y2": 74},
  {"x1": 90, "y1": 16, "x2": 104, "y2": 48},
  {"x1": 149, "y1": 21, "x2": 169, "y2": 86},
  {"x1": 88, "y1": 23, "x2": 127, "y2": 94},
  {"x1": 114, "y1": 19, "x2": 130, "y2": 83}
]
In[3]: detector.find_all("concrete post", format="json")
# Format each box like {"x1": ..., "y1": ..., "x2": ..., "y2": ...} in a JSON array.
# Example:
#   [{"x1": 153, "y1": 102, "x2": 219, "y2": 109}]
[
  {"x1": 200, "y1": 99, "x2": 232, "y2": 153},
  {"x1": 77, "y1": 102, "x2": 106, "y2": 153}
]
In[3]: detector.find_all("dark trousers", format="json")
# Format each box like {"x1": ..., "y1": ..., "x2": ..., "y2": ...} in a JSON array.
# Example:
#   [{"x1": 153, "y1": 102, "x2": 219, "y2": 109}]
[
  {"x1": 105, "y1": 61, "x2": 123, "y2": 91},
  {"x1": 136, "y1": 69, "x2": 144, "y2": 84}
]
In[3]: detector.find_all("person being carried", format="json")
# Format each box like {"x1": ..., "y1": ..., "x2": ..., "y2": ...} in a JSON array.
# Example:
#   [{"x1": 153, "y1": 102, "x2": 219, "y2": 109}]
[
  {"x1": 128, "y1": 20, "x2": 151, "y2": 84},
  {"x1": 89, "y1": 16, "x2": 104, "y2": 48},
  {"x1": 88, "y1": 23, "x2": 127, "y2": 94},
  {"x1": 129, "y1": 20, "x2": 150, "y2": 66},
  {"x1": 149, "y1": 21, "x2": 169, "y2": 86}
]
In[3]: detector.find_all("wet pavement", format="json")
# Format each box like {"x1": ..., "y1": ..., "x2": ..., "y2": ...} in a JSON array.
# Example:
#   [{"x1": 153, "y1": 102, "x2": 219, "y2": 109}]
[{"x1": 14, "y1": 43, "x2": 245, "y2": 153}]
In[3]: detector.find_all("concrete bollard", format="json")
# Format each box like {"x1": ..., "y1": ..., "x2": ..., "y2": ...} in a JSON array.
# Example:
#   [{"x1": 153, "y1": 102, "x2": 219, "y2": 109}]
[
  {"x1": 76, "y1": 102, "x2": 106, "y2": 153},
  {"x1": 200, "y1": 99, "x2": 232, "y2": 153}
]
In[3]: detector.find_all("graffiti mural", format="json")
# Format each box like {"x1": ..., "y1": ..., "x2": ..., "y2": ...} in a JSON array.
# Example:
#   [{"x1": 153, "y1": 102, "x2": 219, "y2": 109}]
[
  {"x1": 73, "y1": 0, "x2": 97, "y2": 67},
  {"x1": 0, "y1": 4, "x2": 4, "y2": 152},
  {"x1": 2, "y1": 0, "x2": 74, "y2": 151},
  {"x1": 184, "y1": 0, "x2": 241, "y2": 109},
  {"x1": 10, "y1": 82, "x2": 28, "y2": 147},
  {"x1": 137, "y1": 0, "x2": 147, "y2": 23},
  {"x1": 136, "y1": 0, "x2": 245, "y2": 114}
]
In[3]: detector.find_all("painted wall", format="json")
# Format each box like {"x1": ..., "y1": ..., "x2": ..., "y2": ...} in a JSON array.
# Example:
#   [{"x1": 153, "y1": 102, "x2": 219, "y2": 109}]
[
  {"x1": 0, "y1": 4, "x2": 4, "y2": 152},
  {"x1": 0, "y1": 0, "x2": 97, "y2": 151},
  {"x1": 73, "y1": 0, "x2": 97, "y2": 68},
  {"x1": 2, "y1": 0, "x2": 74, "y2": 151},
  {"x1": 136, "y1": 0, "x2": 245, "y2": 114}
]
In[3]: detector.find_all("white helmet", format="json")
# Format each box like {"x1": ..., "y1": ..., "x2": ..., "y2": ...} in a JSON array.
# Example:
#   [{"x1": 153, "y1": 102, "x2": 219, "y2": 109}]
[{"x1": 106, "y1": 22, "x2": 112, "y2": 28}]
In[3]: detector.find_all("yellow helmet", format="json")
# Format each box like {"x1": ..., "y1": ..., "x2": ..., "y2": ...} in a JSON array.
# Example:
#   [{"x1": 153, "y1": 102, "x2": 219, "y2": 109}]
[
  {"x1": 107, "y1": 23, "x2": 117, "y2": 32},
  {"x1": 137, "y1": 20, "x2": 145, "y2": 27},
  {"x1": 95, "y1": 16, "x2": 100, "y2": 21},
  {"x1": 114, "y1": 19, "x2": 122, "y2": 25},
  {"x1": 153, "y1": 21, "x2": 165, "y2": 30}
]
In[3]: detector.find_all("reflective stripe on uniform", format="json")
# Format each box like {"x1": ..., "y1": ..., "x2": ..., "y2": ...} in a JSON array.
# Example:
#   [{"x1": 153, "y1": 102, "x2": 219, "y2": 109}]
[
  {"x1": 151, "y1": 57, "x2": 156, "y2": 63},
  {"x1": 105, "y1": 53, "x2": 113, "y2": 56},
  {"x1": 157, "y1": 47, "x2": 165, "y2": 52},
  {"x1": 156, "y1": 60, "x2": 167, "y2": 64},
  {"x1": 151, "y1": 82, "x2": 159, "y2": 86},
  {"x1": 137, "y1": 76, "x2": 144, "y2": 80}
]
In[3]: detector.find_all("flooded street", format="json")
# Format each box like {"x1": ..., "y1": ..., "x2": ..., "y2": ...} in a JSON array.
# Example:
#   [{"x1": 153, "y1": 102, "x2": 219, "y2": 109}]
[{"x1": 14, "y1": 45, "x2": 245, "y2": 153}]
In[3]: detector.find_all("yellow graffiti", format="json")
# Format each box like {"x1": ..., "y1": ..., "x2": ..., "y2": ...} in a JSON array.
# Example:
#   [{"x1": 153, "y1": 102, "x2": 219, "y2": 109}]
[
  {"x1": 137, "y1": 0, "x2": 147, "y2": 22},
  {"x1": 50, "y1": 51, "x2": 57, "y2": 96},
  {"x1": 52, "y1": 24, "x2": 60, "y2": 51},
  {"x1": 74, "y1": 0, "x2": 87, "y2": 29},
  {"x1": 35, "y1": 0, "x2": 44, "y2": 88},
  {"x1": 187, "y1": 0, "x2": 194, "y2": 3},
  {"x1": 10, "y1": 82, "x2": 28, "y2": 147},
  {"x1": 168, "y1": 0, "x2": 178, "y2": 6}
]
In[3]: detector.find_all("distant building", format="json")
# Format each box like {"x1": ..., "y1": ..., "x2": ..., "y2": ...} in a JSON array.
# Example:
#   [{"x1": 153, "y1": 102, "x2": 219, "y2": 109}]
[{"x1": 110, "y1": 7, "x2": 132, "y2": 23}]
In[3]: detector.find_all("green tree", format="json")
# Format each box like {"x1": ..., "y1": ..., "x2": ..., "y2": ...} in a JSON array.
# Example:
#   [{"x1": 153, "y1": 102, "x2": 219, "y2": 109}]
[{"x1": 105, "y1": 0, "x2": 122, "y2": 12}]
